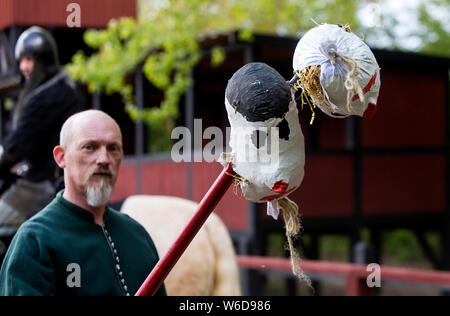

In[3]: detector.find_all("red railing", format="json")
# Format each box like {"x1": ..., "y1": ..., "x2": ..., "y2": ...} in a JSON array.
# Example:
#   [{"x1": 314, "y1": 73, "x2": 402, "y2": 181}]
[{"x1": 237, "y1": 255, "x2": 450, "y2": 296}]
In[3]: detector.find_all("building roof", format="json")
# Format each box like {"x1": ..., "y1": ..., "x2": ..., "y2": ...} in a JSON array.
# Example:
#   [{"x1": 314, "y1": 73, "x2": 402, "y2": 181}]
[
  {"x1": 0, "y1": 0, "x2": 136, "y2": 30},
  {"x1": 200, "y1": 31, "x2": 450, "y2": 70}
]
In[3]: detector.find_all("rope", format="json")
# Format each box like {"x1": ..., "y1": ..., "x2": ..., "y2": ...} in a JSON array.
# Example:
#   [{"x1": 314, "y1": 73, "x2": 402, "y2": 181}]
[
  {"x1": 335, "y1": 52, "x2": 365, "y2": 112},
  {"x1": 279, "y1": 197, "x2": 312, "y2": 289}
]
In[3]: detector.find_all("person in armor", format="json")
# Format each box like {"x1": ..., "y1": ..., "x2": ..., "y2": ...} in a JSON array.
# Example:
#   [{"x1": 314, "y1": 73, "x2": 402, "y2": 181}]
[{"x1": 0, "y1": 26, "x2": 84, "y2": 263}]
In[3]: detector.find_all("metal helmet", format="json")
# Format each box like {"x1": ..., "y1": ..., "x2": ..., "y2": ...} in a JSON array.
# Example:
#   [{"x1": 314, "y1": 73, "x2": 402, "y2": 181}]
[{"x1": 14, "y1": 26, "x2": 60, "y2": 69}]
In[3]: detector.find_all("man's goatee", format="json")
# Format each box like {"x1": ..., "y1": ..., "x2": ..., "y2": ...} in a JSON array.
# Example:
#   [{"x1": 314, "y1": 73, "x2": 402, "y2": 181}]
[{"x1": 86, "y1": 177, "x2": 113, "y2": 207}]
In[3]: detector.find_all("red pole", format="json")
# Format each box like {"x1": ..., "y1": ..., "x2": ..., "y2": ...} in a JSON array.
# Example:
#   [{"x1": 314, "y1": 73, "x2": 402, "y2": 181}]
[{"x1": 135, "y1": 163, "x2": 236, "y2": 296}]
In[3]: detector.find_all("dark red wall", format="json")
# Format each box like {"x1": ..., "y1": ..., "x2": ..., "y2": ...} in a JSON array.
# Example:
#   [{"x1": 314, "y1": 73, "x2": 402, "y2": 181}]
[
  {"x1": 111, "y1": 160, "x2": 249, "y2": 232},
  {"x1": 0, "y1": 0, "x2": 136, "y2": 30}
]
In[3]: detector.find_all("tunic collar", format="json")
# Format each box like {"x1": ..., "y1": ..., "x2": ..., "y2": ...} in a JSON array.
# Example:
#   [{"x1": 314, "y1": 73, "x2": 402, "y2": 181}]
[{"x1": 56, "y1": 190, "x2": 110, "y2": 224}]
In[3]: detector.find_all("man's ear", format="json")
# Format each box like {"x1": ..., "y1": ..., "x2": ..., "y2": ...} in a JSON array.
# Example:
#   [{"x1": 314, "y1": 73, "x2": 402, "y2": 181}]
[{"x1": 53, "y1": 146, "x2": 66, "y2": 169}]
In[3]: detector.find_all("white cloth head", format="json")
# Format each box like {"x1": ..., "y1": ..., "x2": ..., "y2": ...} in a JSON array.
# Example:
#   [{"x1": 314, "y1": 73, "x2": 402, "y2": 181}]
[
  {"x1": 224, "y1": 95, "x2": 305, "y2": 207},
  {"x1": 293, "y1": 23, "x2": 381, "y2": 118}
]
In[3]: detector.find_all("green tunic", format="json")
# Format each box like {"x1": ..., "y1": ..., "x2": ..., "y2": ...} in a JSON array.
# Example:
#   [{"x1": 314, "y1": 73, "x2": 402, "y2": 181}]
[{"x1": 0, "y1": 191, "x2": 166, "y2": 296}]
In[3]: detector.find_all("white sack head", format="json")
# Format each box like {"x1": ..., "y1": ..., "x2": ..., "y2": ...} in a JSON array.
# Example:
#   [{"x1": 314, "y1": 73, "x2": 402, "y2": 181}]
[
  {"x1": 293, "y1": 23, "x2": 380, "y2": 118},
  {"x1": 223, "y1": 62, "x2": 305, "y2": 206}
]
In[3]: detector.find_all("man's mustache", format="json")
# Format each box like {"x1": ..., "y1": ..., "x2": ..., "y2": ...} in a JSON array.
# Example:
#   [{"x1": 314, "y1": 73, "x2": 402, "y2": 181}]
[{"x1": 89, "y1": 166, "x2": 115, "y2": 179}]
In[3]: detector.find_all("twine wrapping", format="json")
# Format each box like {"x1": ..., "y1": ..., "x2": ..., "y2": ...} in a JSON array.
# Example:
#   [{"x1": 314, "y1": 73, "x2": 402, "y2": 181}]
[{"x1": 335, "y1": 52, "x2": 365, "y2": 112}]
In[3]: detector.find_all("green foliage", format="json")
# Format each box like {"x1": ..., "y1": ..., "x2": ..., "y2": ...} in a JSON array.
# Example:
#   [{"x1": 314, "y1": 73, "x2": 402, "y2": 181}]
[
  {"x1": 210, "y1": 46, "x2": 226, "y2": 67},
  {"x1": 266, "y1": 228, "x2": 442, "y2": 267},
  {"x1": 66, "y1": 0, "x2": 360, "y2": 153},
  {"x1": 382, "y1": 229, "x2": 442, "y2": 265},
  {"x1": 358, "y1": 0, "x2": 449, "y2": 58},
  {"x1": 320, "y1": 234, "x2": 350, "y2": 260},
  {"x1": 417, "y1": 0, "x2": 450, "y2": 57}
]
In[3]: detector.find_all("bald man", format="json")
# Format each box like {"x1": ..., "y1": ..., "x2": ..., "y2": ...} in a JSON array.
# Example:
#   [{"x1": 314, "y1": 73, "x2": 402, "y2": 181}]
[{"x1": 0, "y1": 110, "x2": 166, "y2": 296}]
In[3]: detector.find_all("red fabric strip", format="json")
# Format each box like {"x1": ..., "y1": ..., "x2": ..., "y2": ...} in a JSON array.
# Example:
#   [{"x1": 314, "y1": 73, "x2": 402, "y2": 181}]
[{"x1": 352, "y1": 71, "x2": 378, "y2": 102}]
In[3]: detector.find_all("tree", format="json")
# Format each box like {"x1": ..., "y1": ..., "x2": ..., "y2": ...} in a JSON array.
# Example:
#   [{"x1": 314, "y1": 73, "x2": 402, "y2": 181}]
[
  {"x1": 358, "y1": 0, "x2": 450, "y2": 58},
  {"x1": 416, "y1": 0, "x2": 450, "y2": 57}
]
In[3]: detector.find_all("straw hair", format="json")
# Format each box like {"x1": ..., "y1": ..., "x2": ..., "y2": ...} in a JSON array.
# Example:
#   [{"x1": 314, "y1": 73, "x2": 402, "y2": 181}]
[{"x1": 297, "y1": 65, "x2": 329, "y2": 124}]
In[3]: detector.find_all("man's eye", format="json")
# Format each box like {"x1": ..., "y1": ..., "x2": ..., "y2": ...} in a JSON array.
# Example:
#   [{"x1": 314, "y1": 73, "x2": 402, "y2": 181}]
[
  {"x1": 109, "y1": 145, "x2": 121, "y2": 152},
  {"x1": 83, "y1": 145, "x2": 94, "y2": 151}
]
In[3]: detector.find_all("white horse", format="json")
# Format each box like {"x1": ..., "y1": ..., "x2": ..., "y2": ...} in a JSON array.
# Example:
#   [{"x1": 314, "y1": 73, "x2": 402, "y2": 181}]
[{"x1": 121, "y1": 195, "x2": 241, "y2": 296}]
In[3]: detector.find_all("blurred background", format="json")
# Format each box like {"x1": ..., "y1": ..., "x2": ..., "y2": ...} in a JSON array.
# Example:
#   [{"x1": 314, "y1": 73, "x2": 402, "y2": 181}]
[{"x1": 0, "y1": 0, "x2": 449, "y2": 296}]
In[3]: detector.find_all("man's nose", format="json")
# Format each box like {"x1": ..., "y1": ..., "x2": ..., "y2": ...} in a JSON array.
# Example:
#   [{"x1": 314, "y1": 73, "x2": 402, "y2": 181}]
[
  {"x1": 20, "y1": 61, "x2": 28, "y2": 74},
  {"x1": 20, "y1": 59, "x2": 30, "y2": 70},
  {"x1": 96, "y1": 147, "x2": 110, "y2": 165}
]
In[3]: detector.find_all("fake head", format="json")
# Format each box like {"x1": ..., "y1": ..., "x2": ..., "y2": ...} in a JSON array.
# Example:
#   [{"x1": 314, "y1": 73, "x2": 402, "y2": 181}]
[
  {"x1": 292, "y1": 23, "x2": 380, "y2": 119},
  {"x1": 223, "y1": 63, "x2": 305, "y2": 209},
  {"x1": 224, "y1": 64, "x2": 310, "y2": 284}
]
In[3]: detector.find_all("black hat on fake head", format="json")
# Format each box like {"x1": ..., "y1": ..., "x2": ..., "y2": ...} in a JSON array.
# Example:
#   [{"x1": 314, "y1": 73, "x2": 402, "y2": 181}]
[
  {"x1": 225, "y1": 62, "x2": 291, "y2": 123},
  {"x1": 15, "y1": 26, "x2": 60, "y2": 70}
]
